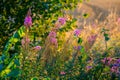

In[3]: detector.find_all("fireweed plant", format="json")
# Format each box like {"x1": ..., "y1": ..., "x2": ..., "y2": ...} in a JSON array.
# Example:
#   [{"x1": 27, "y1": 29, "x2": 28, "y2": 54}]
[{"x1": 0, "y1": 7, "x2": 120, "y2": 80}]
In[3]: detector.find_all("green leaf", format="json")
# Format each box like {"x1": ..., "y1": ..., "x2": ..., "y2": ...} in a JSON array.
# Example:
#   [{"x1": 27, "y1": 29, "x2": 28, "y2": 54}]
[
  {"x1": 0, "y1": 64, "x2": 3, "y2": 71},
  {"x1": 14, "y1": 59, "x2": 20, "y2": 66},
  {"x1": 3, "y1": 26, "x2": 25, "y2": 54},
  {"x1": 105, "y1": 37, "x2": 109, "y2": 41},
  {"x1": 0, "y1": 53, "x2": 19, "y2": 77},
  {"x1": 108, "y1": 47, "x2": 113, "y2": 50},
  {"x1": 31, "y1": 77, "x2": 38, "y2": 80},
  {"x1": 80, "y1": 46, "x2": 85, "y2": 53},
  {"x1": 43, "y1": 77, "x2": 51, "y2": 80},
  {"x1": 104, "y1": 66, "x2": 110, "y2": 72},
  {"x1": 78, "y1": 38, "x2": 82, "y2": 44},
  {"x1": 7, "y1": 68, "x2": 20, "y2": 77},
  {"x1": 104, "y1": 33, "x2": 108, "y2": 37},
  {"x1": 83, "y1": 13, "x2": 89, "y2": 18},
  {"x1": 12, "y1": 38, "x2": 19, "y2": 43}
]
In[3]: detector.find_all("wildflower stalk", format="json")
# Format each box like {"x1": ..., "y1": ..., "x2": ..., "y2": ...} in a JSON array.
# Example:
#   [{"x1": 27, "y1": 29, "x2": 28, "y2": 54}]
[
  {"x1": 104, "y1": 31, "x2": 108, "y2": 50},
  {"x1": 22, "y1": 28, "x2": 29, "y2": 78},
  {"x1": 97, "y1": 28, "x2": 110, "y2": 79},
  {"x1": 21, "y1": 8, "x2": 32, "y2": 78},
  {"x1": 101, "y1": 28, "x2": 109, "y2": 50},
  {"x1": 40, "y1": 17, "x2": 66, "y2": 68}
]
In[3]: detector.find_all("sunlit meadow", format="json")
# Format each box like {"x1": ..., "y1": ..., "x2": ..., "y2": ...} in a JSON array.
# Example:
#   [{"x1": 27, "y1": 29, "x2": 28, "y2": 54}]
[{"x1": 0, "y1": 0, "x2": 120, "y2": 80}]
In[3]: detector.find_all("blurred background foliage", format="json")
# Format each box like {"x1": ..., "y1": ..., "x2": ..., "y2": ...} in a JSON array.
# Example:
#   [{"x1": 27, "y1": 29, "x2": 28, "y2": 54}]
[
  {"x1": 0, "y1": 0, "x2": 81, "y2": 78},
  {"x1": 0, "y1": 0, "x2": 81, "y2": 54}
]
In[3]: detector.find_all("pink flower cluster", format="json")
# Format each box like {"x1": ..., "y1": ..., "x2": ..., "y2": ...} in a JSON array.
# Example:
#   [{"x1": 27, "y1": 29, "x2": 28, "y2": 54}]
[
  {"x1": 111, "y1": 64, "x2": 119, "y2": 74},
  {"x1": 101, "y1": 58, "x2": 120, "y2": 75},
  {"x1": 21, "y1": 37, "x2": 30, "y2": 46},
  {"x1": 58, "y1": 17, "x2": 66, "y2": 25},
  {"x1": 60, "y1": 71, "x2": 66, "y2": 75},
  {"x1": 54, "y1": 17, "x2": 66, "y2": 30},
  {"x1": 47, "y1": 17, "x2": 66, "y2": 47},
  {"x1": 74, "y1": 29, "x2": 81, "y2": 37},
  {"x1": 48, "y1": 31, "x2": 56, "y2": 38},
  {"x1": 24, "y1": 15, "x2": 32, "y2": 27},
  {"x1": 50, "y1": 38, "x2": 57, "y2": 45},
  {"x1": 88, "y1": 34, "x2": 97, "y2": 44},
  {"x1": 24, "y1": 9, "x2": 32, "y2": 28},
  {"x1": 111, "y1": 58, "x2": 120, "y2": 74},
  {"x1": 33, "y1": 46, "x2": 41, "y2": 51},
  {"x1": 101, "y1": 57, "x2": 113, "y2": 66},
  {"x1": 48, "y1": 31, "x2": 58, "y2": 46}
]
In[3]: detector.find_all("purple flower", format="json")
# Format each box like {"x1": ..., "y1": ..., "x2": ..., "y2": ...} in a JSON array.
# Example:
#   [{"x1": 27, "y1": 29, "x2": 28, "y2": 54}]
[
  {"x1": 86, "y1": 66, "x2": 92, "y2": 69},
  {"x1": 116, "y1": 58, "x2": 120, "y2": 63},
  {"x1": 78, "y1": 46, "x2": 81, "y2": 50},
  {"x1": 74, "y1": 46, "x2": 81, "y2": 50},
  {"x1": 74, "y1": 29, "x2": 81, "y2": 37},
  {"x1": 113, "y1": 64, "x2": 119, "y2": 67},
  {"x1": 101, "y1": 57, "x2": 113, "y2": 66},
  {"x1": 111, "y1": 65, "x2": 119, "y2": 74},
  {"x1": 86, "y1": 66, "x2": 92, "y2": 71},
  {"x1": 58, "y1": 17, "x2": 66, "y2": 25},
  {"x1": 24, "y1": 15, "x2": 32, "y2": 27}
]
